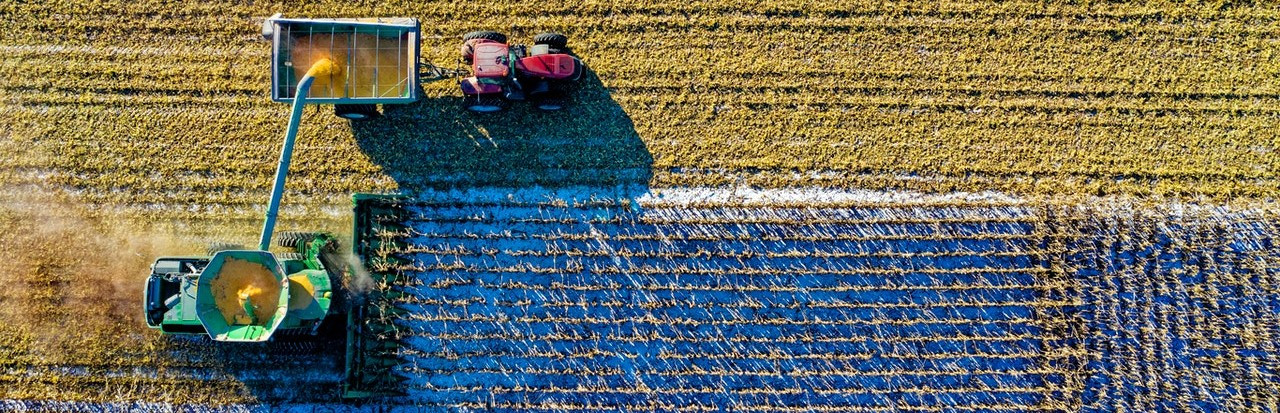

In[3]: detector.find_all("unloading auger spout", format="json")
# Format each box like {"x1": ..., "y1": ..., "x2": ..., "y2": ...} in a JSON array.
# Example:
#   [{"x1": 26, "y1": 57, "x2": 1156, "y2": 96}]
[{"x1": 258, "y1": 58, "x2": 339, "y2": 251}]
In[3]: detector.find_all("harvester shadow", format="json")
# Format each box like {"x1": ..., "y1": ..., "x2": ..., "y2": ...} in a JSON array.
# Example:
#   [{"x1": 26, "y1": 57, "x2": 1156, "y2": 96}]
[
  {"x1": 355, "y1": 69, "x2": 653, "y2": 195},
  {"x1": 156, "y1": 327, "x2": 348, "y2": 405},
  {"x1": 341, "y1": 69, "x2": 652, "y2": 402}
]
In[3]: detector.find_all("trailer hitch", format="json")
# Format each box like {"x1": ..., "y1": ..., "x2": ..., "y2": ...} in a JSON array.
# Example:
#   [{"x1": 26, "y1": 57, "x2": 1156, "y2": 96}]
[{"x1": 418, "y1": 57, "x2": 467, "y2": 82}]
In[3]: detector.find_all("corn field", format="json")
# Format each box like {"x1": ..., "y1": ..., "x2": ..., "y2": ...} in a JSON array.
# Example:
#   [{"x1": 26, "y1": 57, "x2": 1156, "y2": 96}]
[{"x1": 1, "y1": 0, "x2": 1278, "y2": 411}]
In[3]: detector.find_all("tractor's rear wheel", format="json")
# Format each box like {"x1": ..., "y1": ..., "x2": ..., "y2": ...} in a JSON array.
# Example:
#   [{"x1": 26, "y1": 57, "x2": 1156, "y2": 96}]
[
  {"x1": 533, "y1": 33, "x2": 569, "y2": 51},
  {"x1": 207, "y1": 242, "x2": 244, "y2": 256},
  {"x1": 463, "y1": 94, "x2": 509, "y2": 113},
  {"x1": 335, "y1": 104, "x2": 379, "y2": 121},
  {"x1": 276, "y1": 231, "x2": 322, "y2": 249},
  {"x1": 463, "y1": 31, "x2": 507, "y2": 43},
  {"x1": 462, "y1": 31, "x2": 507, "y2": 63}
]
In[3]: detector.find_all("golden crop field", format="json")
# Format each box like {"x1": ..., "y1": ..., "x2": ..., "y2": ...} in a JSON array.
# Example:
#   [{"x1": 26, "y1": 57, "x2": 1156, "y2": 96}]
[
  {"x1": 4, "y1": 1, "x2": 1280, "y2": 224},
  {"x1": 1, "y1": 1, "x2": 1279, "y2": 411}
]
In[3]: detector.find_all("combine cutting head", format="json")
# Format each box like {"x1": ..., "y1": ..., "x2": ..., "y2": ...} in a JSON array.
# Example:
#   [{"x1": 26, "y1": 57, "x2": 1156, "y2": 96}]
[{"x1": 343, "y1": 194, "x2": 413, "y2": 398}]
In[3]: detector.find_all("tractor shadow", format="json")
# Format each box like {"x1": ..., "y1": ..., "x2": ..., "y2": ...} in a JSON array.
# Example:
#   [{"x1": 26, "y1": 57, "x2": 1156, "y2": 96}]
[
  {"x1": 355, "y1": 69, "x2": 653, "y2": 195},
  {"x1": 341, "y1": 67, "x2": 654, "y2": 404}
]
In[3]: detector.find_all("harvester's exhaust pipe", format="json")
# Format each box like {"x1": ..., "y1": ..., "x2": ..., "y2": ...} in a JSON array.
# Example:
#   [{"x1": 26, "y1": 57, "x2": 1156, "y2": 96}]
[{"x1": 258, "y1": 59, "x2": 340, "y2": 251}]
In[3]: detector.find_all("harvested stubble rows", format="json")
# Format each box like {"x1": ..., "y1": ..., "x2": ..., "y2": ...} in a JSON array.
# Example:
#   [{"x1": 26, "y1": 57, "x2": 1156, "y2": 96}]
[{"x1": 372, "y1": 189, "x2": 1076, "y2": 410}]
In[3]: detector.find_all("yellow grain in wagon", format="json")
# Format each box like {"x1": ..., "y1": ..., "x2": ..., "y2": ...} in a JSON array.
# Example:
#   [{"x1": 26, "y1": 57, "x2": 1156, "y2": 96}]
[{"x1": 291, "y1": 33, "x2": 408, "y2": 99}]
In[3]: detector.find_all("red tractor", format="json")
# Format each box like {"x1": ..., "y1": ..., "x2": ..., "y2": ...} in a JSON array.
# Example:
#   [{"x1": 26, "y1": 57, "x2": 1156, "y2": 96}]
[{"x1": 459, "y1": 31, "x2": 585, "y2": 113}]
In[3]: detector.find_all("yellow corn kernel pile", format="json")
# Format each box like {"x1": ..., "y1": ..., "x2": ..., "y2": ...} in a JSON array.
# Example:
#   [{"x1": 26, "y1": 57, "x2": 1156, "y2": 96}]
[
  {"x1": 211, "y1": 258, "x2": 281, "y2": 326},
  {"x1": 291, "y1": 33, "x2": 409, "y2": 99}
]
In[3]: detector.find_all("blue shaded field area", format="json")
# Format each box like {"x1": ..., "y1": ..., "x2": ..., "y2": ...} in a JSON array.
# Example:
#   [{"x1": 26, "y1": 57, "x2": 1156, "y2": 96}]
[
  {"x1": 1063, "y1": 210, "x2": 1280, "y2": 412},
  {"x1": 383, "y1": 193, "x2": 1071, "y2": 411},
  {"x1": 369, "y1": 191, "x2": 1279, "y2": 411}
]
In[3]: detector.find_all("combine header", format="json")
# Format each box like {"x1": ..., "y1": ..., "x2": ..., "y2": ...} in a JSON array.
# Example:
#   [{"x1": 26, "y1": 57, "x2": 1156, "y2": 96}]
[{"x1": 343, "y1": 194, "x2": 413, "y2": 398}]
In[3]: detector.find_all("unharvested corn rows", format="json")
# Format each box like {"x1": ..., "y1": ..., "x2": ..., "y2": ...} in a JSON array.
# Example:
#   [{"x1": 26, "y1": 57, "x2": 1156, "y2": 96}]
[{"x1": 3, "y1": 1, "x2": 1280, "y2": 224}]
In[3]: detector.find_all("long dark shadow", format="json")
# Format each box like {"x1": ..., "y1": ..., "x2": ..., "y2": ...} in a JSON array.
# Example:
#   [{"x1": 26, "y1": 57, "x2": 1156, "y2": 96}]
[{"x1": 354, "y1": 69, "x2": 653, "y2": 195}]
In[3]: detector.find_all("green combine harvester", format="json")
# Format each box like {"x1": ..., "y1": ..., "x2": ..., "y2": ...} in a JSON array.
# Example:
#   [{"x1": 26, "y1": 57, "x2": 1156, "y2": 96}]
[
  {"x1": 143, "y1": 15, "x2": 422, "y2": 398},
  {"x1": 142, "y1": 235, "x2": 337, "y2": 341}
]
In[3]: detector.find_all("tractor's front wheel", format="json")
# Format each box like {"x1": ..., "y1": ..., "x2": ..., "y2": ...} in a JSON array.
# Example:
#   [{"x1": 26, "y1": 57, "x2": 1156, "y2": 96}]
[
  {"x1": 334, "y1": 104, "x2": 379, "y2": 121},
  {"x1": 463, "y1": 94, "x2": 509, "y2": 113}
]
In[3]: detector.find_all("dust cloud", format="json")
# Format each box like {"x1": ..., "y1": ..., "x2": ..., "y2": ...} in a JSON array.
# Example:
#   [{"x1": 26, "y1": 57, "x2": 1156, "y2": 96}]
[{"x1": 0, "y1": 184, "x2": 190, "y2": 362}]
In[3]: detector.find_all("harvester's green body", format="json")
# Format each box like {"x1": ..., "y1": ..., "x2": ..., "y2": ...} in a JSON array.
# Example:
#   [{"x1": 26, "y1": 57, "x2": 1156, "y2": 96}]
[
  {"x1": 143, "y1": 235, "x2": 338, "y2": 342},
  {"x1": 144, "y1": 201, "x2": 409, "y2": 399}
]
